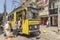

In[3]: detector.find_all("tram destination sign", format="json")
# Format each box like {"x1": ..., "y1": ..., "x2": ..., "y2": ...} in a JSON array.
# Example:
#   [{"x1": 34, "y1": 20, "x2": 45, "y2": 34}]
[{"x1": 29, "y1": 7, "x2": 39, "y2": 13}]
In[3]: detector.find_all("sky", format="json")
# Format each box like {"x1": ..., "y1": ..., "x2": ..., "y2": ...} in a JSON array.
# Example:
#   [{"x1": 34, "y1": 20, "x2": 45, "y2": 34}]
[{"x1": 0, "y1": 0, "x2": 20, "y2": 13}]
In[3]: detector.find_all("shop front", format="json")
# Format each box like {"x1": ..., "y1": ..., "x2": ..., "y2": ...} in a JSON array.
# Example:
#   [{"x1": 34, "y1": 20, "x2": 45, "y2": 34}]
[
  {"x1": 39, "y1": 10, "x2": 49, "y2": 25},
  {"x1": 40, "y1": 17, "x2": 48, "y2": 25},
  {"x1": 50, "y1": 14, "x2": 58, "y2": 26}
]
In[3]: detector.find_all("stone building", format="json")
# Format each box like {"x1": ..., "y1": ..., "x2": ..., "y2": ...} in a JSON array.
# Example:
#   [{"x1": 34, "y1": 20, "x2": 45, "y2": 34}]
[
  {"x1": 38, "y1": 0, "x2": 49, "y2": 25},
  {"x1": 49, "y1": 0, "x2": 59, "y2": 26},
  {"x1": 20, "y1": 0, "x2": 49, "y2": 25}
]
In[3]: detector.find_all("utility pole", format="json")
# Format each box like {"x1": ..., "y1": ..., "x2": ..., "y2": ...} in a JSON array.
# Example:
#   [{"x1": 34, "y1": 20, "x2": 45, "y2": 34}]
[{"x1": 4, "y1": 0, "x2": 7, "y2": 24}]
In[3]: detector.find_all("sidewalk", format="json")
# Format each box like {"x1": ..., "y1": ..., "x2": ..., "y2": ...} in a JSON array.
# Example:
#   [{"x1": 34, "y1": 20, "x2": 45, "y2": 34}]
[
  {"x1": 0, "y1": 34, "x2": 6, "y2": 40},
  {"x1": 40, "y1": 25, "x2": 60, "y2": 40},
  {"x1": 0, "y1": 25, "x2": 60, "y2": 40}
]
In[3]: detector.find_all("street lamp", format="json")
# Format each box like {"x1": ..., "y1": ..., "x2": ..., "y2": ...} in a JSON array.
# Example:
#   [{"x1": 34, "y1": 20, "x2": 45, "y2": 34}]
[{"x1": 4, "y1": 0, "x2": 7, "y2": 24}]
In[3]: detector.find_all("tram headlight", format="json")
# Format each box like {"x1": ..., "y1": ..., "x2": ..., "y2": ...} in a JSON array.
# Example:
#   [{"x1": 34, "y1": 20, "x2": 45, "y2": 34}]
[
  {"x1": 35, "y1": 25, "x2": 37, "y2": 28},
  {"x1": 29, "y1": 25, "x2": 38, "y2": 30}
]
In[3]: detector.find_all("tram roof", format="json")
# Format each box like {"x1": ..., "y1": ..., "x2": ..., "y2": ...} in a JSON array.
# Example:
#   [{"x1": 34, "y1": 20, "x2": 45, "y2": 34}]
[
  {"x1": 8, "y1": 6, "x2": 40, "y2": 16},
  {"x1": 9, "y1": 6, "x2": 23, "y2": 16}
]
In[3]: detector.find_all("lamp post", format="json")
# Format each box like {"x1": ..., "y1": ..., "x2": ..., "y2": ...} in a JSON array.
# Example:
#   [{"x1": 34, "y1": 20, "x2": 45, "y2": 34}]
[{"x1": 4, "y1": 0, "x2": 7, "y2": 24}]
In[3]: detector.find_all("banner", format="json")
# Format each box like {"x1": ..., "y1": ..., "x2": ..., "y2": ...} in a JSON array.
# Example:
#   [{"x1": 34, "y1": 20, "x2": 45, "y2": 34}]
[{"x1": 42, "y1": 0, "x2": 46, "y2": 5}]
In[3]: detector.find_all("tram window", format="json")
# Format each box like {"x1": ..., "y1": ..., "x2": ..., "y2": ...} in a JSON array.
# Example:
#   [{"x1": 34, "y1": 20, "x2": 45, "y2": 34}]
[
  {"x1": 10, "y1": 16, "x2": 12, "y2": 21},
  {"x1": 32, "y1": 13, "x2": 38, "y2": 19},
  {"x1": 11, "y1": 14, "x2": 14, "y2": 21},
  {"x1": 16, "y1": 10, "x2": 27, "y2": 21},
  {"x1": 23, "y1": 10, "x2": 27, "y2": 20},
  {"x1": 16, "y1": 11, "x2": 22, "y2": 21},
  {"x1": 8, "y1": 16, "x2": 10, "y2": 21},
  {"x1": 28, "y1": 11, "x2": 38, "y2": 19}
]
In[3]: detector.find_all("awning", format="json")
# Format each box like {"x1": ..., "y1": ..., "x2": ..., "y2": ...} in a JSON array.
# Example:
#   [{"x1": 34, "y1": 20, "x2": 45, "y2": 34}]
[{"x1": 40, "y1": 15, "x2": 49, "y2": 17}]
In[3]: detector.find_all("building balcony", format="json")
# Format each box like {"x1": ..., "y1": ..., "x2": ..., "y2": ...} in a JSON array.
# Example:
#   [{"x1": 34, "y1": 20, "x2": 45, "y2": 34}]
[{"x1": 49, "y1": 8, "x2": 58, "y2": 15}]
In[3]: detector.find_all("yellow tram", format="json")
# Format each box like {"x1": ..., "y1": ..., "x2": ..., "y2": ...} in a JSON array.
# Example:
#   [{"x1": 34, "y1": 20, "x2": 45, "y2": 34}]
[{"x1": 8, "y1": 6, "x2": 40, "y2": 35}]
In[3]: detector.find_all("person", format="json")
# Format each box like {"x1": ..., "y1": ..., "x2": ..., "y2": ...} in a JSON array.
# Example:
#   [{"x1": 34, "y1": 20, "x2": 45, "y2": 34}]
[
  {"x1": 3, "y1": 21, "x2": 12, "y2": 40},
  {"x1": 46, "y1": 20, "x2": 49, "y2": 27},
  {"x1": 17, "y1": 18, "x2": 22, "y2": 32},
  {"x1": 13, "y1": 22, "x2": 18, "y2": 37},
  {"x1": 17, "y1": 20, "x2": 20, "y2": 29},
  {"x1": 9, "y1": 22, "x2": 13, "y2": 32}
]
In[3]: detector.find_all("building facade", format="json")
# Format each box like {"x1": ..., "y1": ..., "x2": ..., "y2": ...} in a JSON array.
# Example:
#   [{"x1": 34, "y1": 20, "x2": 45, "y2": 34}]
[
  {"x1": 38, "y1": 0, "x2": 49, "y2": 25},
  {"x1": 20, "y1": 0, "x2": 60, "y2": 26},
  {"x1": 49, "y1": 0, "x2": 58, "y2": 26}
]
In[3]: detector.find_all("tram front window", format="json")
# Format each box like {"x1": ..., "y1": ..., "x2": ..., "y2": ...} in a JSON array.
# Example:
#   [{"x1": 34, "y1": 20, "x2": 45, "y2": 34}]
[{"x1": 28, "y1": 11, "x2": 38, "y2": 19}]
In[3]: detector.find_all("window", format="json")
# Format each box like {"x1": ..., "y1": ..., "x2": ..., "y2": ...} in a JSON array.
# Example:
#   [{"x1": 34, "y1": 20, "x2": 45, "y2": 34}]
[
  {"x1": 28, "y1": 10, "x2": 38, "y2": 19},
  {"x1": 26, "y1": 0, "x2": 28, "y2": 1},
  {"x1": 16, "y1": 10, "x2": 27, "y2": 21},
  {"x1": 8, "y1": 16, "x2": 11, "y2": 21},
  {"x1": 8, "y1": 14, "x2": 14, "y2": 21},
  {"x1": 49, "y1": 0, "x2": 57, "y2": 9},
  {"x1": 9, "y1": 14, "x2": 14, "y2": 21},
  {"x1": 22, "y1": 10, "x2": 27, "y2": 19},
  {"x1": 16, "y1": 11, "x2": 22, "y2": 21},
  {"x1": 11, "y1": 14, "x2": 14, "y2": 21},
  {"x1": 28, "y1": 7, "x2": 39, "y2": 19},
  {"x1": 57, "y1": 0, "x2": 60, "y2": 2}
]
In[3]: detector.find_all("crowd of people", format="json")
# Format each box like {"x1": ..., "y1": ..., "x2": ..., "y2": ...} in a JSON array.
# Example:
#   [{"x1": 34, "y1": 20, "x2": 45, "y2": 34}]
[
  {"x1": 0, "y1": 18, "x2": 50, "y2": 40},
  {"x1": 2, "y1": 20, "x2": 21, "y2": 40}
]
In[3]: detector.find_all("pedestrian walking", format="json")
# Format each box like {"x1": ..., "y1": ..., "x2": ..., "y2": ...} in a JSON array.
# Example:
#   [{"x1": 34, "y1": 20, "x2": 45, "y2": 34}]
[
  {"x1": 17, "y1": 20, "x2": 20, "y2": 29},
  {"x1": 3, "y1": 21, "x2": 12, "y2": 40},
  {"x1": 17, "y1": 18, "x2": 22, "y2": 32},
  {"x1": 18, "y1": 18, "x2": 21, "y2": 28},
  {"x1": 13, "y1": 22, "x2": 18, "y2": 37},
  {"x1": 46, "y1": 20, "x2": 49, "y2": 28}
]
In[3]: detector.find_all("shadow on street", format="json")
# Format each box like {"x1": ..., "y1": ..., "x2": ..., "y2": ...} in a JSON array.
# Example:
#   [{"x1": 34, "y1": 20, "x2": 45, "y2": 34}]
[{"x1": 18, "y1": 34, "x2": 37, "y2": 38}]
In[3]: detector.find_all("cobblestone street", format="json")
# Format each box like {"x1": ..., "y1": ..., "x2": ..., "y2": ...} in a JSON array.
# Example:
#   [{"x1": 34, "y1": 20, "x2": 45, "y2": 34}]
[
  {"x1": 0, "y1": 25, "x2": 60, "y2": 40},
  {"x1": 0, "y1": 0, "x2": 60, "y2": 40}
]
